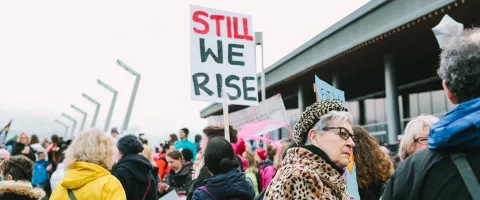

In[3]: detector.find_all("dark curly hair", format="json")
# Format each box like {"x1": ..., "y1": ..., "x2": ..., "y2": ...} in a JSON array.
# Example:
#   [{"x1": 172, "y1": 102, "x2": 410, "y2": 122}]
[
  {"x1": 202, "y1": 125, "x2": 238, "y2": 143},
  {"x1": 438, "y1": 28, "x2": 480, "y2": 103},
  {"x1": 353, "y1": 126, "x2": 394, "y2": 189}
]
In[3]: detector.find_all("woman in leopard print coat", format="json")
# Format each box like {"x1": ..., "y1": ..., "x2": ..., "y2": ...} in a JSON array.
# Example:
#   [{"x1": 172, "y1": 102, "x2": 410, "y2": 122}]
[{"x1": 264, "y1": 100, "x2": 354, "y2": 200}]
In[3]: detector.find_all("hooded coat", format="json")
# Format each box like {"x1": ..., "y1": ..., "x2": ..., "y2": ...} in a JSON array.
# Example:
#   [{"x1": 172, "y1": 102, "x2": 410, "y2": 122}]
[
  {"x1": 192, "y1": 169, "x2": 255, "y2": 200},
  {"x1": 112, "y1": 154, "x2": 158, "y2": 200},
  {"x1": 50, "y1": 161, "x2": 126, "y2": 200},
  {"x1": 381, "y1": 97, "x2": 480, "y2": 200},
  {"x1": 264, "y1": 145, "x2": 349, "y2": 200},
  {"x1": 0, "y1": 180, "x2": 46, "y2": 200}
]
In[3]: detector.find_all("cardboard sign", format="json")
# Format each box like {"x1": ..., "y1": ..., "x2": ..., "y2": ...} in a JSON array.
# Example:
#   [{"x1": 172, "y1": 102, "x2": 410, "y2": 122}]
[
  {"x1": 190, "y1": 5, "x2": 258, "y2": 106},
  {"x1": 314, "y1": 75, "x2": 345, "y2": 104}
]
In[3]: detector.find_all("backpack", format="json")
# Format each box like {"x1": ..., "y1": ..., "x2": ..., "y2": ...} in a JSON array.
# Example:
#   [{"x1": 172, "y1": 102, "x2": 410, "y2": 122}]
[
  {"x1": 158, "y1": 157, "x2": 169, "y2": 170},
  {"x1": 451, "y1": 152, "x2": 480, "y2": 200},
  {"x1": 198, "y1": 186, "x2": 242, "y2": 200}
]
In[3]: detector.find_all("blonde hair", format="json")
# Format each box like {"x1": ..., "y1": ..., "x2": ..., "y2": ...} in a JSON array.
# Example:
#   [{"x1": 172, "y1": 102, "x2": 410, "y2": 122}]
[
  {"x1": 140, "y1": 144, "x2": 156, "y2": 166},
  {"x1": 399, "y1": 115, "x2": 439, "y2": 160},
  {"x1": 244, "y1": 150, "x2": 258, "y2": 174},
  {"x1": 63, "y1": 128, "x2": 117, "y2": 170},
  {"x1": 17, "y1": 133, "x2": 30, "y2": 144}
]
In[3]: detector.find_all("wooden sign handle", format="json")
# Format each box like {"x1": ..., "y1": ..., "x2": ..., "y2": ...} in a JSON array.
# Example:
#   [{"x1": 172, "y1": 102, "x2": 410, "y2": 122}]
[{"x1": 313, "y1": 83, "x2": 319, "y2": 102}]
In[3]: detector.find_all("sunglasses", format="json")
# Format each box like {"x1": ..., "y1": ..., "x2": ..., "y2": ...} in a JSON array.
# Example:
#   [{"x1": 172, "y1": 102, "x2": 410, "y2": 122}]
[{"x1": 322, "y1": 127, "x2": 358, "y2": 142}]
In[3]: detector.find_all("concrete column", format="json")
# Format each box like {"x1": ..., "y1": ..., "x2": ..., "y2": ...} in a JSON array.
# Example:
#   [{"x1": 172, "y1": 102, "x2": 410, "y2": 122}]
[
  {"x1": 384, "y1": 53, "x2": 401, "y2": 144},
  {"x1": 332, "y1": 72, "x2": 340, "y2": 89},
  {"x1": 298, "y1": 84, "x2": 305, "y2": 112}
]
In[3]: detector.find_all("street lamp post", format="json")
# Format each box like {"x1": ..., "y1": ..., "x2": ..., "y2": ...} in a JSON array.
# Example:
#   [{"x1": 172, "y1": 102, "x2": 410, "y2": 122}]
[
  {"x1": 54, "y1": 119, "x2": 69, "y2": 138},
  {"x1": 61, "y1": 113, "x2": 77, "y2": 138},
  {"x1": 255, "y1": 32, "x2": 266, "y2": 102},
  {"x1": 71, "y1": 104, "x2": 88, "y2": 132},
  {"x1": 97, "y1": 79, "x2": 118, "y2": 132},
  {"x1": 82, "y1": 93, "x2": 101, "y2": 128},
  {"x1": 117, "y1": 59, "x2": 141, "y2": 132}
]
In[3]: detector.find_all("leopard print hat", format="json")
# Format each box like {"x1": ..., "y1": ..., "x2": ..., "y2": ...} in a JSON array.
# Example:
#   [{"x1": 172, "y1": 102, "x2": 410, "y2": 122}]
[{"x1": 294, "y1": 100, "x2": 348, "y2": 145}]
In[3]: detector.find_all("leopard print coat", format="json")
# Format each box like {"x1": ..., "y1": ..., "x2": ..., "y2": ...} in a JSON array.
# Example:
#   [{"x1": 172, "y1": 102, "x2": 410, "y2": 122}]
[{"x1": 264, "y1": 147, "x2": 349, "y2": 200}]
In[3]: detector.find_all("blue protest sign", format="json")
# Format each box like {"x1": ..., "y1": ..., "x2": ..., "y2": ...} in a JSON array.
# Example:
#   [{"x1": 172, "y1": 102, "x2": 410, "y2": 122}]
[{"x1": 314, "y1": 75, "x2": 345, "y2": 104}]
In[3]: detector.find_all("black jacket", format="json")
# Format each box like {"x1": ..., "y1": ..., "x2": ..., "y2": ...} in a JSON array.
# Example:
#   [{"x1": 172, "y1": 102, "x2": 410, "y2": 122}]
[
  {"x1": 112, "y1": 154, "x2": 158, "y2": 200},
  {"x1": 381, "y1": 148, "x2": 480, "y2": 200},
  {"x1": 187, "y1": 165, "x2": 211, "y2": 200},
  {"x1": 11, "y1": 142, "x2": 36, "y2": 162},
  {"x1": 359, "y1": 182, "x2": 383, "y2": 200},
  {"x1": 162, "y1": 165, "x2": 193, "y2": 196}
]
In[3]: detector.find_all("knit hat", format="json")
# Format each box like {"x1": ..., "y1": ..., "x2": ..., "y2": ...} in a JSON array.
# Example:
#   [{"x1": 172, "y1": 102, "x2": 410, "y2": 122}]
[
  {"x1": 294, "y1": 100, "x2": 348, "y2": 145},
  {"x1": 257, "y1": 149, "x2": 267, "y2": 161},
  {"x1": 117, "y1": 134, "x2": 144, "y2": 155},
  {"x1": 0, "y1": 149, "x2": 9, "y2": 160}
]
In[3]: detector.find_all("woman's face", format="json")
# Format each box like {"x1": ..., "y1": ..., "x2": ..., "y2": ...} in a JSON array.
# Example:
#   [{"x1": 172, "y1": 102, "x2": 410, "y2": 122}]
[
  {"x1": 20, "y1": 134, "x2": 28, "y2": 145},
  {"x1": 200, "y1": 134, "x2": 209, "y2": 154},
  {"x1": 167, "y1": 156, "x2": 183, "y2": 171},
  {"x1": 413, "y1": 127, "x2": 430, "y2": 153},
  {"x1": 313, "y1": 121, "x2": 355, "y2": 169}
]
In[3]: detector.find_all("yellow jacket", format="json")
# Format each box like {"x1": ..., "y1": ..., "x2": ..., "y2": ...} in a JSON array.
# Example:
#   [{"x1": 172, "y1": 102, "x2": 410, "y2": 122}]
[{"x1": 50, "y1": 161, "x2": 126, "y2": 200}]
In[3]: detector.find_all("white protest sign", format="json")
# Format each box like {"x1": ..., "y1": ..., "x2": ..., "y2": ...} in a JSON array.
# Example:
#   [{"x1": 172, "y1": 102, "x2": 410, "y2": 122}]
[
  {"x1": 207, "y1": 94, "x2": 288, "y2": 132},
  {"x1": 314, "y1": 75, "x2": 345, "y2": 104},
  {"x1": 190, "y1": 5, "x2": 258, "y2": 106}
]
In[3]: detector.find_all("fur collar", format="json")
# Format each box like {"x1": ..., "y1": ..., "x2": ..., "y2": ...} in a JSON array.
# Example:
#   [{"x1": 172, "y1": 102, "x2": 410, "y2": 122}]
[
  {"x1": 0, "y1": 180, "x2": 46, "y2": 200},
  {"x1": 284, "y1": 147, "x2": 348, "y2": 198}
]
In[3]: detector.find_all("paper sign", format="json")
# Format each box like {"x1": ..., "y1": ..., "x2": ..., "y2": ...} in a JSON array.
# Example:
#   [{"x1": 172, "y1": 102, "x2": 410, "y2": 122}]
[
  {"x1": 207, "y1": 94, "x2": 288, "y2": 133},
  {"x1": 315, "y1": 75, "x2": 345, "y2": 104},
  {"x1": 159, "y1": 190, "x2": 179, "y2": 200},
  {"x1": 190, "y1": 5, "x2": 258, "y2": 106},
  {"x1": 344, "y1": 154, "x2": 360, "y2": 200}
]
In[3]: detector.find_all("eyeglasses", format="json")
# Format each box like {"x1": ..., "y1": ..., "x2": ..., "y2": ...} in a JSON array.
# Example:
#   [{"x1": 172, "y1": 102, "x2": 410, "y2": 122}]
[
  {"x1": 322, "y1": 127, "x2": 357, "y2": 142},
  {"x1": 413, "y1": 137, "x2": 428, "y2": 145}
]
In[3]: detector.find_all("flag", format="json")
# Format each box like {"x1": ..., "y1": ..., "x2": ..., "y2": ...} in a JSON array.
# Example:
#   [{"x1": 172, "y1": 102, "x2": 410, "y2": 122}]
[{"x1": 0, "y1": 121, "x2": 12, "y2": 148}]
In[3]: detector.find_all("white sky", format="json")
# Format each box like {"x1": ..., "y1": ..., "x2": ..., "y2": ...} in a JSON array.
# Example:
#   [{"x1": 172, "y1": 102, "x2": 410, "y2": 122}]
[{"x1": 0, "y1": 0, "x2": 369, "y2": 144}]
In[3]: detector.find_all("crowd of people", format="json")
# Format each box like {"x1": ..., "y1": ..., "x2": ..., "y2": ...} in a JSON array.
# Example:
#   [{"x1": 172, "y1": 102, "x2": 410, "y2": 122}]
[{"x1": 0, "y1": 24, "x2": 478, "y2": 200}]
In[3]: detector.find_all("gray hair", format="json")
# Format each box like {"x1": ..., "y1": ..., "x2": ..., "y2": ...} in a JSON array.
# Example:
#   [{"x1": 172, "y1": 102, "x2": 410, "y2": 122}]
[
  {"x1": 438, "y1": 28, "x2": 480, "y2": 103},
  {"x1": 398, "y1": 115, "x2": 439, "y2": 160},
  {"x1": 306, "y1": 111, "x2": 353, "y2": 145}
]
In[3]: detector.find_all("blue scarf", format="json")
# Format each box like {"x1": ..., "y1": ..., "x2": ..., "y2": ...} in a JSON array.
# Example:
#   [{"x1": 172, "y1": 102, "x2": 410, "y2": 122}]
[{"x1": 429, "y1": 97, "x2": 480, "y2": 150}]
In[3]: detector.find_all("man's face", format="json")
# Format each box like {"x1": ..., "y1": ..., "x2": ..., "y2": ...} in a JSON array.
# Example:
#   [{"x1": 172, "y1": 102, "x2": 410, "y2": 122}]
[
  {"x1": 111, "y1": 132, "x2": 118, "y2": 138},
  {"x1": 179, "y1": 130, "x2": 186, "y2": 139}
]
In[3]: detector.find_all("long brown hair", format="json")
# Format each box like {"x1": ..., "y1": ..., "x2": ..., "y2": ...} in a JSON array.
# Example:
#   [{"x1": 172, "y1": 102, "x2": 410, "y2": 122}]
[{"x1": 353, "y1": 126, "x2": 394, "y2": 189}]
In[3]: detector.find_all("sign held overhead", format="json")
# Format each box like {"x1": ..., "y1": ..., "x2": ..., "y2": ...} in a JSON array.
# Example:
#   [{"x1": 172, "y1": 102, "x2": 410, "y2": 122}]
[
  {"x1": 314, "y1": 75, "x2": 345, "y2": 104},
  {"x1": 190, "y1": 5, "x2": 258, "y2": 106}
]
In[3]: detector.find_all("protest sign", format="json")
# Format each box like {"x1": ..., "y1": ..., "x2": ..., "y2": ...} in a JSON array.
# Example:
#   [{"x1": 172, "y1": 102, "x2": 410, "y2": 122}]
[
  {"x1": 207, "y1": 94, "x2": 288, "y2": 134},
  {"x1": 314, "y1": 75, "x2": 345, "y2": 104},
  {"x1": 190, "y1": 5, "x2": 258, "y2": 106},
  {"x1": 345, "y1": 154, "x2": 360, "y2": 199}
]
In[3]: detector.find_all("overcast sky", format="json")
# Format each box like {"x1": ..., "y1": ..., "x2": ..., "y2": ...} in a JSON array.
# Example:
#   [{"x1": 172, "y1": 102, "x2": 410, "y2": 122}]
[{"x1": 0, "y1": 0, "x2": 369, "y2": 144}]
